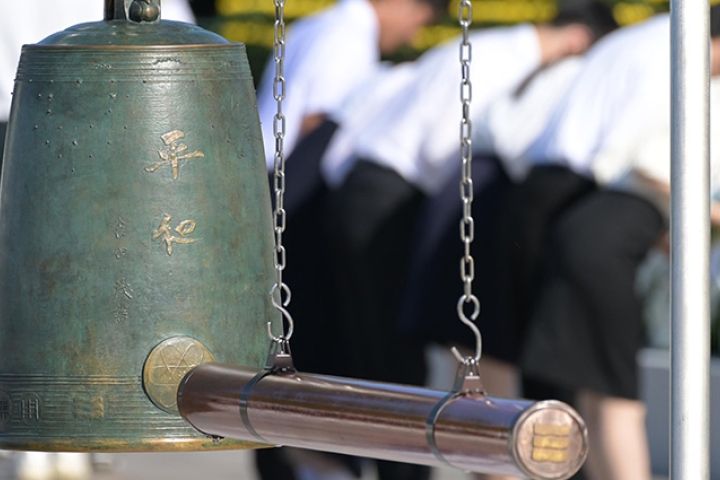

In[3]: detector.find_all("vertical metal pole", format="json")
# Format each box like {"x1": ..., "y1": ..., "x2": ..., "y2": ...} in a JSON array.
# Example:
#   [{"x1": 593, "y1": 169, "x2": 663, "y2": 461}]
[{"x1": 670, "y1": 0, "x2": 711, "y2": 478}]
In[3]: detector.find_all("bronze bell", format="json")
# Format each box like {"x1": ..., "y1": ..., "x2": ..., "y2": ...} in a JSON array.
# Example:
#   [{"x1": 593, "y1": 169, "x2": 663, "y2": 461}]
[{"x1": 0, "y1": 0, "x2": 278, "y2": 451}]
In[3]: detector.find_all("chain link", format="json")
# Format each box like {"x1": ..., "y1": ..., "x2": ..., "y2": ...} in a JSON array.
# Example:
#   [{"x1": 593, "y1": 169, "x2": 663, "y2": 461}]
[
  {"x1": 453, "y1": 0, "x2": 482, "y2": 365},
  {"x1": 269, "y1": 0, "x2": 294, "y2": 342}
]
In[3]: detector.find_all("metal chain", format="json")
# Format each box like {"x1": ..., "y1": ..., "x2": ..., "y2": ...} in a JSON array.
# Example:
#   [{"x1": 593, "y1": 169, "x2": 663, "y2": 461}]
[
  {"x1": 453, "y1": 0, "x2": 482, "y2": 365},
  {"x1": 268, "y1": 0, "x2": 294, "y2": 342}
]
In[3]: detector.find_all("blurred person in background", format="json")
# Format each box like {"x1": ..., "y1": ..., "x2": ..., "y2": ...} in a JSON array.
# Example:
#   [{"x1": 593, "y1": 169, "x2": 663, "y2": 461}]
[
  {"x1": 254, "y1": 60, "x2": 426, "y2": 480},
  {"x1": 0, "y1": 3, "x2": 195, "y2": 479},
  {"x1": 253, "y1": 0, "x2": 446, "y2": 478},
  {"x1": 500, "y1": 7, "x2": 720, "y2": 479},
  {"x1": 314, "y1": 12, "x2": 599, "y2": 480},
  {"x1": 255, "y1": 0, "x2": 449, "y2": 171},
  {"x1": 394, "y1": 1, "x2": 618, "y2": 416},
  {"x1": 255, "y1": 8, "x2": 598, "y2": 479}
]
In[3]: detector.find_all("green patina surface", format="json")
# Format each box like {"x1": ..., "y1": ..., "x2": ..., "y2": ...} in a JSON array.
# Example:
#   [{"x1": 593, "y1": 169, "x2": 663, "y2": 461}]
[{"x1": 0, "y1": 1, "x2": 278, "y2": 451}]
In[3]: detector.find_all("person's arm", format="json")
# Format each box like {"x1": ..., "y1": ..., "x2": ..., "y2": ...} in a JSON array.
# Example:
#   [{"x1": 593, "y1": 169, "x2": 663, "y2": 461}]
[
  {"x1": 634, "y1": 170, "x2": 670, "y2": 196},
  {"x1": 711, "y1": 202, "x2": 720, "y2": 226},
  {"x1": 635, "y1": 170, "x2": 720, "y2": 227}
]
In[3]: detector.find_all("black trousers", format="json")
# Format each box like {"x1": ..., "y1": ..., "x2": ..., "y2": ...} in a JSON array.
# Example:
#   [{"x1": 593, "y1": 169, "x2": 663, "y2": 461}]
[
  {"x1": 325, "y1": 160, "x2": 427, "y2": 384},
  {"x1": 272, "y1": 120, "x2": 343, "y2": 375},
  {"x1": 521, "y1": 190, "x2": 665, "y2": 399},
  {"x1": 325, "y1": 160, "x2": 430, "y2": 480},
  {"x1": 259, "y1": 157, "x2": 430, "y2": 480},
  {"x1": 397, "y1": 155, "x2": 514, "y2": 355},
  {"x1": 493, "y1": 165, "x2": 596, "y2": 363}
]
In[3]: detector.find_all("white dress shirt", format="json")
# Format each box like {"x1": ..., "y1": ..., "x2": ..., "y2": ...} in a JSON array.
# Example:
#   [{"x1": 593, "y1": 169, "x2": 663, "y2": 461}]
[
  {"x1": 321, "y1": 61, "x2": 420, "y2": 187},
  {"x1": 524, "y1": 14, "x2": 720, "y2": 214},
  {"x1": 609, "y1": 78, "x2": 720, "y2": 216},
  {"x1": 473, "y1": 56, "x2": 583, "y2": 182},
  {"x1": 344, "y1": 24, "x2": 541, "y2": 194},
  {"x1": 524, "y1": 15, "x2": 671, "y2": 184},
  {"x1": 256, "y1": 0, "x2": 380, "y2": 169},
  {"x1": 0, "y1": 1, "x2": 196, "y2": 122}
]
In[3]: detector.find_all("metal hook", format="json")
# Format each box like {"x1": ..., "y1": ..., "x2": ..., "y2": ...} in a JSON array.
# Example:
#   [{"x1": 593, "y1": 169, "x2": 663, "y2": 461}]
[
  {"x1": 268, "y1": 283, "x2": 294, "y2": 342},
  {"x1": 452, "y1": 294, "x2": 482, "y2": 364},
  {"x1": 270, "y1": 281, "x2": 292, "y2": 307}
]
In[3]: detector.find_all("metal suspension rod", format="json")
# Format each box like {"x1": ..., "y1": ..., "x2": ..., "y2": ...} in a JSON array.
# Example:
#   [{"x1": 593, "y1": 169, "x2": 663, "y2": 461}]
[
  {"x1": 670, "y1": 0, "x2": 711, "y2": 478},
  {"x1": 177, "y1": 362, "x2": 588, "y2": 480}
]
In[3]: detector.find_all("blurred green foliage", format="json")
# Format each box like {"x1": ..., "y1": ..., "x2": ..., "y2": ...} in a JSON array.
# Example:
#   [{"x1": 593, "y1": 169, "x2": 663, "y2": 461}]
[{"x1": 192, "y1": 0, "x2": 672, "y2": 84}]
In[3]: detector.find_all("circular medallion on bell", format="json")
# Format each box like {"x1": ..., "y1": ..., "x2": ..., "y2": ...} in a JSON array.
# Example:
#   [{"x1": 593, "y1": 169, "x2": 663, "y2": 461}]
[{"x1": 143, "y1": 336, "x2": 215, "y2": 414}]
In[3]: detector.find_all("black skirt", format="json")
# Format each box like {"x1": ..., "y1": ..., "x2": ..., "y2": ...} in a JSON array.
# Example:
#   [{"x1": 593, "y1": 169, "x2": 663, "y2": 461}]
[
  {"x1": 325, "y1": 160, "x2": 427, "y2": 386},
  {"x1": 521, "y1": 189, "x2": 665, "y2": 399}
]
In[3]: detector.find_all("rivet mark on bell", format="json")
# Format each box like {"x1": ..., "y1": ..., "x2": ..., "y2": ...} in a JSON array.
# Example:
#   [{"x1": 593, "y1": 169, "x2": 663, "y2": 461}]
[
  {"x1": 143, "y1": 337, "x2": 215, "y2": 414},
  {"x1": 152, "y1": 214, "x2": 199, "y2": 255},
  {"x1": 0, "y1": 391, "x2": 11, "y2": 425},
  {"x1": 531, "y1": 423, "x2": 571, "y2": 463},
  {"x1": 114, "y1": 246, "x2": 128, "y2": 259},
  {"x1": 114, "y1": 278, "x2": 134, "y2": 300},
  {"x1": 145, "y1": 130, "x2": 204, "y2": 180}
]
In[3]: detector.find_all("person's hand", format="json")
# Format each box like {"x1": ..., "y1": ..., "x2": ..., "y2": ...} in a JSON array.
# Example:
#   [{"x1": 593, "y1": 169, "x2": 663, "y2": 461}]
[
  {"x1": 535, "y1": 24, "x2": 592, "y2": 65},
  {"x1": 655, "y1": 230, "x2": 670, "y2": 257}
]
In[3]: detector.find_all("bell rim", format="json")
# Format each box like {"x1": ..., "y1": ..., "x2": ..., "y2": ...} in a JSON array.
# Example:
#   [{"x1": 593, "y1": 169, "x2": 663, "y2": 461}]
[{"x1": 0, "y1": 437, "x2": 270, "y2": 453}]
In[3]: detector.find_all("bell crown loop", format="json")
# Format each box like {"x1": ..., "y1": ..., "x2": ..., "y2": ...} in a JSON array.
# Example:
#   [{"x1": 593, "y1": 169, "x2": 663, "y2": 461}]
[{"x1": 106, "y1": 0, "x2": 160, "y2": 23}]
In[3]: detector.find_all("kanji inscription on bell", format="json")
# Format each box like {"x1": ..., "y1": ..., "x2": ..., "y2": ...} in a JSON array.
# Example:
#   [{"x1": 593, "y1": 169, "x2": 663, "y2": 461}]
[
  {"x1": 152, "y1": 214, "x2": 199, "y2": 255},
  {"x1": 114, "y1": 278, "x2": 134, "y2": 300},
  {"x1": 111, "y1": 217, "x2": 127, "y2": 239},
  {"x1": 113, "y1": 303, "x2": 129, "y2": 324},
  {"x1": 145, "y1": 130, "x2": 204, "y2": 180}
]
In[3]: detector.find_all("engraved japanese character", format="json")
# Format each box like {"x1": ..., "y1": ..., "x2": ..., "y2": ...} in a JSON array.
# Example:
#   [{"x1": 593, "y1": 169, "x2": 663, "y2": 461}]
[
  {"x1": 111, "y1": 217, "x2": 127, "y2": 239},
  {"x1": 145, "y1": 130, "x2": 204, "y2": 180},
  {"x1": 152, "y1": 214, "x2": 198, "y2": 255},
  {"x1": 113, "y1": 303, "x2": 129, "y2": 323},
  {"x1": 114, "y1": 278, "x2": 133, "y2": 300}
]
